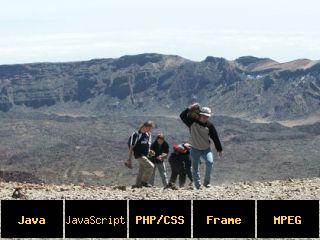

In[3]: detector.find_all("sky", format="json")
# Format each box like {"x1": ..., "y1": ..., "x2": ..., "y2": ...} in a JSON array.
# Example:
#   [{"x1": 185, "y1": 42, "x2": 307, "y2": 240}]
[{"x1": 0, "y1": 0, "x2": 319, "y2": 64}]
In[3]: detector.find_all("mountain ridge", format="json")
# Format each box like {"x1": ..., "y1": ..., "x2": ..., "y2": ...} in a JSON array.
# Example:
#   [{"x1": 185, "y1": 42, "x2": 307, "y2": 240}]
[{"x1": 2, "y1": 53, "x2": 319, "y2": 121}]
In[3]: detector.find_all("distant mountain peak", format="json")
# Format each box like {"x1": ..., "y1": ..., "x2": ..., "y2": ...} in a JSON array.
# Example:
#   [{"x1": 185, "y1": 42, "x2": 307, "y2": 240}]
[
  {"x1": 203, "y1": 56, "x2": 227, "y2": 63},
  {"x1": 235, "y1": 56, "x2": 276, "y2": 66},
  {"x1": 113, "y1": 53, "x2": 188, "y2": 69},
  {"x1": 235, "y1": 56, "x2": 278, "y2": 72}
]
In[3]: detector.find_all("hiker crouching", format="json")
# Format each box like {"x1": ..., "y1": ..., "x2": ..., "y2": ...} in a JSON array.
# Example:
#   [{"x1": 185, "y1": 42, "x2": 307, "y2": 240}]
[
  {"x1": 166, "y1": 143, "x2": 192, "y2": 189},
  {"x1": 125, "y1": 121, "x2": 155, "y2": 188}
]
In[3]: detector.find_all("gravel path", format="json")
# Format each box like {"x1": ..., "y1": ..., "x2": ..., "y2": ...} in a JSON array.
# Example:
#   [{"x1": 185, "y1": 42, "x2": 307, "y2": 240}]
[{"x1": 0, "y1": 177, "x2": 319, "y2": 200}]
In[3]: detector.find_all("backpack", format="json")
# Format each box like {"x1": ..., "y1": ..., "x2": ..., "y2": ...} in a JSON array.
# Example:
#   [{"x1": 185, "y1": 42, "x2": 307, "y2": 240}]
[
  {"x1": 127, "y1": 130, "x2": 142, "y2": 149},
  {"x1": 173, "y1": 143, "x2": 188, "y2": 154}
]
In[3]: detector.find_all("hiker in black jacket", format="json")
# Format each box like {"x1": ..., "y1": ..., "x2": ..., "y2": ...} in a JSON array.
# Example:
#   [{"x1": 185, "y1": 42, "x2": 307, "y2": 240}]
[
  {"x1": 149, "y1": 133, "x2": 169, "y2": 187},
  {"x1": 125, "y1": 121, "x2": 155, "y2": 188},
  {"x1": 180, "y1": 103, "x2": 223, "y2": 189}
]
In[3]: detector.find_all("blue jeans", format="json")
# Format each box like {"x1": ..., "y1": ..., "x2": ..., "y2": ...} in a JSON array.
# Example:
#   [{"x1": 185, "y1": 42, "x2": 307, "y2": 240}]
[
  {"x1": 190, "y1": 147, "x2": 214, "y2": 189},
  {"x1": 149, "y1": 162, "x2": 169, "y2": 187}
]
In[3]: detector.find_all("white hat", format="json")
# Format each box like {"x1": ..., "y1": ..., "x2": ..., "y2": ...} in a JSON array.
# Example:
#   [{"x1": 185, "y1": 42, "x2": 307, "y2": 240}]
[
  {"x1": 183, "y1": 143, "x2": 192, "y2": 149},
  {"x1": 199, "y1": 107, "x2": 212, "y2": 117}
]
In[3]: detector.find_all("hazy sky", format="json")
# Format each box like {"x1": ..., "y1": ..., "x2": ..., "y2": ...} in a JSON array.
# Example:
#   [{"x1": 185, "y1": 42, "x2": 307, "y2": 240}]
[{"x1": 0, "y1": 0, "x2": 319, "y2": 64}]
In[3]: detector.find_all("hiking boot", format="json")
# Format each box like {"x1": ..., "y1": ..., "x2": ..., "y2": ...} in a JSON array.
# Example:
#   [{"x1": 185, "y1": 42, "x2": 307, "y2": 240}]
[
  {"x1": 204, "y1": 184, "x2": 211, "y2": 188},
  {"x1": 165, "y1": 182, "x2": 178, "y2": 190},
  {"x1": 187, "y1": 183, "x2": 194, "y2": 190},
  {"x1": 141, "y1": 182, "x2": 152, "y2": 188}
]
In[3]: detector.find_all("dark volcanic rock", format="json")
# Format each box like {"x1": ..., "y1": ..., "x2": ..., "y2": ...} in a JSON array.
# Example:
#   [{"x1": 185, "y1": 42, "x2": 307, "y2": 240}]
[
  {"x1": 293, "y1": 122, "x2": 320, "y2": 134},
  {"x1": 0, "y1": 170, "x2": 42, "y2": 184},
  {"x1": 235, "y1": 56, "x2": 272, "y2": 66}
]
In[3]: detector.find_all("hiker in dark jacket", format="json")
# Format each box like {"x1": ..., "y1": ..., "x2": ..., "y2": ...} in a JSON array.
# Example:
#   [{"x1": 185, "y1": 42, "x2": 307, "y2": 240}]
[
  {"x1": 125, "y1": 121, "x2": 155, "y2": 188},
  {"x1": 180, "y1": 103, "x2": 223, "y2": 189},
  {"x1": 149, "y1": 133, "x2": 169, "y2": 187},
  {"x1": 167, "y1": 143, "x2": 192, "y2": 189}
]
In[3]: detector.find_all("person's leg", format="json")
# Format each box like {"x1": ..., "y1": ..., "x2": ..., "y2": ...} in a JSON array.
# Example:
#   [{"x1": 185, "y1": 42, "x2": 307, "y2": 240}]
[
  {"x1": 190, "y1": 147, "x2": 202, "y2": 189},
  {"x1": 139, "y1": 156, "x2": 155, "y2": 184},
  {"x1": 157, "y1": 162, "x2": 169, "y2": 187},
  {"x1": 135, "y1": 162, "x2": 142, "y2": 186},
  {"x1": 185, "y1": 158, "x2": 193, "y2": 182},
  {"x1": 169, "y1": 162, "x2": 178, "y2": 184},
  {"x1": 169, "y1": 163, "x2": 178, "y2": 183},
  {"x1": 178, "y1": 163, "x2": 186, "y2": 188},
  {"x1": 203, "y1": 148, "x2": 214, "y2": 187},
  {"x1": 149, "y1": 163, "x2": 157, "y2": 186}
]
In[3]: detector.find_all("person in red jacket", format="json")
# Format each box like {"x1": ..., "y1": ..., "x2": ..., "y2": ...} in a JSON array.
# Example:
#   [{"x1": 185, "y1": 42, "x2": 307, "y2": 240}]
[{"x1": 166, "y1": 143, "x2": 192, "y2": 189}]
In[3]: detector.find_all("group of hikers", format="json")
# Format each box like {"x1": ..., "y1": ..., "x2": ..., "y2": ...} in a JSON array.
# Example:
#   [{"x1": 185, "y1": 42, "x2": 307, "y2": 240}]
[{"x1": 125, "y1": 103, "x2": 223, "y2": 190}]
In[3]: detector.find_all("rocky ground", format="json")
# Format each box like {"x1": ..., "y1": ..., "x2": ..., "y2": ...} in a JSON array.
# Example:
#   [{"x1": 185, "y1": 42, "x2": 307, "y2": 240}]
[
  {"x1": 0, "y1": 178, "x2": 319, "y2": 240},
  {"x1": 1, "y1": 177, "x2": 319, "y2": 200},
  {"x1": 1, "y1": 112, "x2": 320, "y2": 187}
]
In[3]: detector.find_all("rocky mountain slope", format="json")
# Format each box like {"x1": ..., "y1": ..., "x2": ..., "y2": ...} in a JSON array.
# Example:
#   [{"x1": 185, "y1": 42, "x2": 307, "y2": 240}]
[
  {"x1": 0, "y1": 111, "x2": 319, "y2": 186},
  {"x1": 0, "y1": 53, "x2": 320, "y2": 120}
]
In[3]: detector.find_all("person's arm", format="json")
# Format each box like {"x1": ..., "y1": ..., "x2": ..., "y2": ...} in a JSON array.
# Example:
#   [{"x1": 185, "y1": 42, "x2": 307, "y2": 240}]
[
  {"x1": 163, "y1": 142, "x2": 169, "y2": 154},
  {"x1": 125, "y1": 132, "x2": 138, "y2": 168},
  {"x1": 158, "y1": 153, "x2": 167, "y2": 160},
  {"x1": 151, "y1": 141, "x2": 156, "y2": 151},
  {"x1": 208, "y1": 123, "x2": 223, "y2": 153},
  {"x1": 125, "y1": 146, "x2": 133, "y2": 168},
  {"x1": 148, "y1": 141, "x2": 156, "y2": 159},
  {"x1": 181, "y1": 103, "x2": 200, "y2": 127},
  {"x1": 180, "y1": 108, "x2": 192, "y2": 127},
  {"x1": 180, "y1": 104, "x2": 199, "y2": 128},
  {"x1": 156, "y1": 142, "x2": 168, "y2": 160}
]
